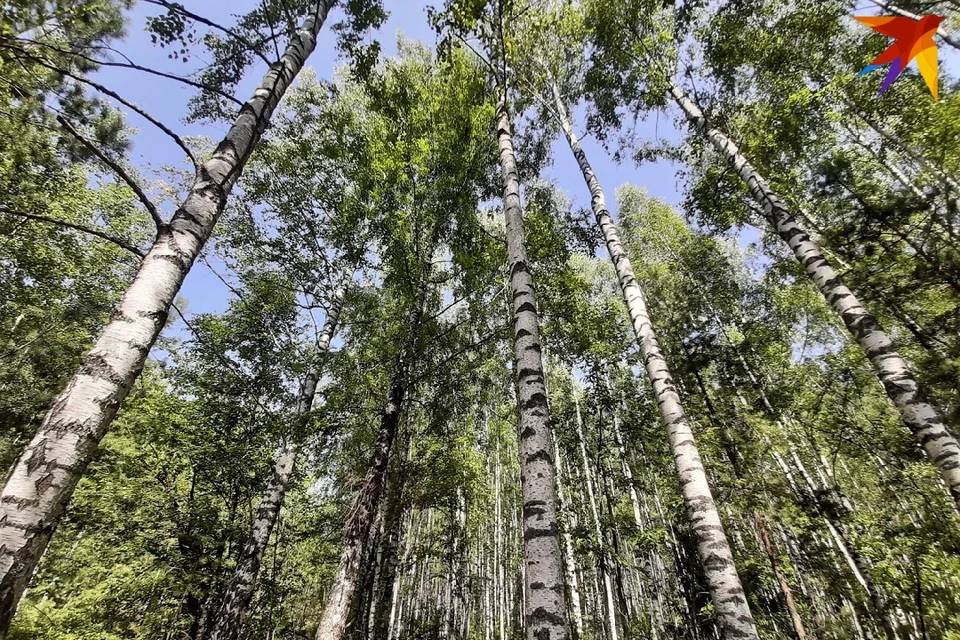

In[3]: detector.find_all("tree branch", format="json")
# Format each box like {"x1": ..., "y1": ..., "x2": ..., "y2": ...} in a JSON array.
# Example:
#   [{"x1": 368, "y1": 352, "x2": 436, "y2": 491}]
[
  {"x1": 1, "y1": 38, "x2": 245, "y2": 107},
  {"x1": 56, "y1": 115, "x2": 167, "y2": 231},
  {"x1": 142, "y1": 0, "x2": 273, "y2": 66},
  {"x1": 18, "y1": 51, "x2": 198, "y2": 169},
  {"x1": 0, "y1": 206, "x2": 146, "y2": 257}
]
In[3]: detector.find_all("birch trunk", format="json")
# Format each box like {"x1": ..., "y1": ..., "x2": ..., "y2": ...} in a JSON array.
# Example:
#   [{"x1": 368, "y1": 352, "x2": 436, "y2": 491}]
[
  {"x1": 496, "y1": 94, "x2": 569, "y2": 640},
  {"x1": 669, "y1": 82, "x2": 960, "y2": 513},
  {"x1": 554, "y1": 443, "x2": 585, "y2": 640},
  {"x1": 209, "y1": 267, "x2": 348, "y2": 640},
  {"x1": 0, "y1": 3, "x2": 336, "y2": 630},
  {"x1": 552, "y1": 84, "x2": 758, "y2": 639},
  {"x1": 314, "y1": 377, "x2": 405, "y2": 640}
]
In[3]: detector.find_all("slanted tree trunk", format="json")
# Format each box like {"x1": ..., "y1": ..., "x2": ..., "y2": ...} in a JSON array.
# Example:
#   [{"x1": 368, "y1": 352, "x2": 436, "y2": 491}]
[
  {"x1": 209, "y1": 268, "x2": 349, "y2": 640},
  {"x1": 669, "y1": 82, "x2": 960, "y2": 514},
  {"x1": 551, "y1": 83, "x2": 758, "y2": 639},
  {"x1": 0, "y1": 4, "x2": 338, "y2": 631},
  {"x1": 496, "y1": 93, "x2": 569, "y2": 640},
  {"x1": 315, "y1": 376, "x2": 405, "y2": 640},
  {"x1": 754, "y1": 514, "x2": 807, "y2": 640}
]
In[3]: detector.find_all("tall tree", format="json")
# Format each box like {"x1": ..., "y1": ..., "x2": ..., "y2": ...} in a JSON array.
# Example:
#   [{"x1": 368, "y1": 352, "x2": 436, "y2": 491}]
[
  {"x1": 583, "y1": 0, "x2": 960, "y2": 514},
  {"x1": 432, "y1": 2, "x2": 571, "y2": 637},
  {"x1": 209, "y1": 267, "x2": 351, "y2": 640},
  {"x1": 0, "y1": 2, "x2": 347, "y2": 631},
  {"x1": 547, "y1": 76, "x2": 759, "y2": 638}
]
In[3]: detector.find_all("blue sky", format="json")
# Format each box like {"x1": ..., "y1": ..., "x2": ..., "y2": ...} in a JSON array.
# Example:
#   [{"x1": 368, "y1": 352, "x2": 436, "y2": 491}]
[
  {"x1": 91, "y1": 0, "x2": 688, "y2": 323},
  {"x1": 90, "y1": 0, "x2": 959, "y2": 326}
]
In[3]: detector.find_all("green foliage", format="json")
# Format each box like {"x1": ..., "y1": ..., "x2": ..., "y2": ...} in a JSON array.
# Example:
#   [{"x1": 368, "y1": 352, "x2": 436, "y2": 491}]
[{"x1": 4, "y1": 0, "x2": 960, "y2": 638}]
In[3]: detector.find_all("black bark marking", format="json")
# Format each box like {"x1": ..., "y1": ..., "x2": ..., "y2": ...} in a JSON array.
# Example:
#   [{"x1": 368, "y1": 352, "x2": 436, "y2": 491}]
[
  {"x1": 511, "y1": 261, "x2": 530, "y2": 277},
  {"x1": 526, "y1": 450, "x2": 552, "y2": 465},
  {"x1": 524, "y1": 524, "x2": 559, "y2": 541},
  {"x1": 522, "y1": 393, "x2": 548, "y2": 411}
]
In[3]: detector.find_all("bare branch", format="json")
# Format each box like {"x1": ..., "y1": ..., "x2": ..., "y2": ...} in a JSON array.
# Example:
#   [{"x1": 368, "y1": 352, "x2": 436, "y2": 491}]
[
  {"x1": 56, "y1": 115, "x2": 167, "y2": 231},
  {"x1": 0, "y1": 38, "x2": 245, "y2": 107},
  {"x1": 410, "y1": 322, "x2": 510, "y2": 385},
  {"x1": 0, "y1": 206, "x2": 146, "y2": 257}
]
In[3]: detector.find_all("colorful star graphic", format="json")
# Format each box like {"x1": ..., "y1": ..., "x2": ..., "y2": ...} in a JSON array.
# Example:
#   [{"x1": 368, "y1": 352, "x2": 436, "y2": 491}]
[{"x1": 854, "y1": 14, "x2": 944, "y2": 100}]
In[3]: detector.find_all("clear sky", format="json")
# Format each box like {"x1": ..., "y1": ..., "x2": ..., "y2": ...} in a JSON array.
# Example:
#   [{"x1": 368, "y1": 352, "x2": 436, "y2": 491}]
[{"x1": 90, "y1": 0, "x2": 959, "y2": 325}]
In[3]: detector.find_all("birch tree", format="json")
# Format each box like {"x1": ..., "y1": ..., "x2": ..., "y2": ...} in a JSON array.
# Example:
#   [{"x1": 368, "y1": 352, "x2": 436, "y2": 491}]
[
  {"x1": 546, "y1": 76, "x2": 759, "y2": 638},
  {"x1": 583, "y1": 0, "x2": 960, "y2": 514},
  {"x1": 0, "y1": 3, "x2": 350, "y2": 629},
  {"x1": 208, "y1": 268, "x2": 351, "y2": 640},
  {"x1": 432, "y1": 2, "x2": 571, "y2": 637}
]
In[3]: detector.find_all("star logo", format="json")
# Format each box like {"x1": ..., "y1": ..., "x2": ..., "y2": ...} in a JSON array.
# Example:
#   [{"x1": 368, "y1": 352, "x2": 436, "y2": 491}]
[{"x1": 854, "y1": 14, "x2": 944, "y2": 100}]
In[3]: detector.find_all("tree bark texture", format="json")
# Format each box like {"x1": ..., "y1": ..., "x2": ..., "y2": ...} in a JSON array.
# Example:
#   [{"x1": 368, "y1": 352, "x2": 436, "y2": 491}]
[
  {"x1": 0, "y1": 4, "x2": 337, "y2": 633},
  {"x1": 669, "y1": 82, "x2": 960, "y2": 514},
  {"x1": 314, "y1": 377, "x2": 405, "y2": 640},
  {"x1": 553, "y1": 84, "x2": 758, "y2": 639},
  {"x1": 497, "y1": 94, "x2": 569, "y2": 640},
  {"x1": 754, "y1": 514, "x2": 807, "y2": 640}
]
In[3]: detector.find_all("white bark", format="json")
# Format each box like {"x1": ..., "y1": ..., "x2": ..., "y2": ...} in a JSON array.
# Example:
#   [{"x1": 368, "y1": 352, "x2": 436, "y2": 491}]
[
  {"x1": 670, "y1": 82, "x2": 960, "y2": 514},
  {"x1": 0, "y1": 3, "x2": 336, "y2": 630},
  {"x1": 554, "y1": 443, "x2": 585, "y2": 639},
  {"x1": 553, "y1": 84, "x2": 758, "y2": 639},
  {"x1": 497, "y1": 95, "x2": 569, "y2": 640}
]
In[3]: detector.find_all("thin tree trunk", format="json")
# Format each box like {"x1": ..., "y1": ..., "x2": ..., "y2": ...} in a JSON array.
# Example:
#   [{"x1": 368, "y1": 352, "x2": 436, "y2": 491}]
[
  {"x1": 371, "y1": 441, "x2": 409, "y2": 640},
  {"x1": 554, "y1": 442, "x2": 585, "y2": 640},
  {"x1": 573, "y1": 394, "x2": 619, "y2": 640},
  {"x1": 754, "y1": 514, "x2": 807, "y2": 640},
  {"x1": 669, "y1": 82, "x2": 960, "y2": 513},
  {"x1": 209, "y1": 267, "x2": 348, "y2": 640},
  {"x1": 315, "y1": 376, "x2": 405, "y2": 640},
  {"x1": 496, "y1": 93, "x2": 569, "y2": 640},
  {"x1": 0, "y1": 4, "x2": 337, "y2": 631},
  {"x1": 552, "y1": 83, "x2": 758, "y2": 639},
  {"x1": 851, "y1": 106, "x2": 960, "y2": 199}
]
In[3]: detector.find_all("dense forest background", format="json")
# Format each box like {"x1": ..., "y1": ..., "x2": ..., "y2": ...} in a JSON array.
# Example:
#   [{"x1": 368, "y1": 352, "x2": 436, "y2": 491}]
[{"x1": 1, "y1": 1, "x2": 960, "y2": 639}]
